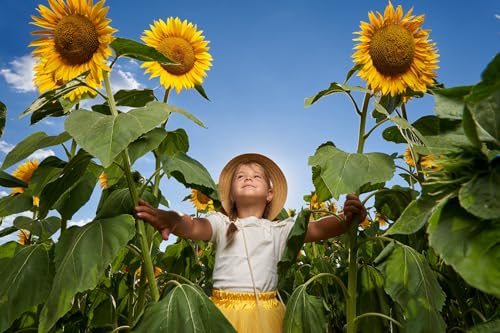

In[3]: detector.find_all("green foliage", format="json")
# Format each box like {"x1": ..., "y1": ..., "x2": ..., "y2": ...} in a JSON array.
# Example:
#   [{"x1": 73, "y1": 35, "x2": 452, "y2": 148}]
[
  {"x1": 283, "y1": 283, "x2": 328, "y2": 333},
  {"x1": 14, "y1": 216, "x2": 60, "y2": 241},
  {"x1": 309, "y1": 143, "x2": 395, "y2": 201},
  {"x1": 132, "y1": 283, "x2": 236, "y2": 333},
  {"x1": 110, "y1": 37, "x2": 176, "y2": 64}
]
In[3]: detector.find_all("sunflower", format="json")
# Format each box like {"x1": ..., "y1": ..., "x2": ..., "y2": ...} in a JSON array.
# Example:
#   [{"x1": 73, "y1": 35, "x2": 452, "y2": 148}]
[
  {"x1": 11, "y1": 160, "x2": 39, "y2": 195},
  {"x1": 190, "y1": 189, "x2": 215, "y2": 212},
  {"x1": 98, "y1": 172, "x2": 109, "y2": 189},
  {"x1": 18, "y1": 229, "x2": 30, "y2": 245},
  {"x1": 353, "y1": 2, "x2": 439, "y2": 96},
  {"x1": 141, "y1": 17, "x2": 213, "y2": 93},
  {"x1": 375, "y1": 213, "x2": 388, "y2": 227},
  {"x1": 360, "y1": 216, "x2": 371, "y2": 229},
  {"x1": 30, "y1": 0, "x2": 116, "y2": 96},
  {"x1": 403, "y1": 146, "x2": 416, "y2": 167},
  {"x1": 33, "y1": 59, "x2": 97, "y2": 101},
  {"x1": 310, "y1": 193, "x2": 326, "y2": 211}
]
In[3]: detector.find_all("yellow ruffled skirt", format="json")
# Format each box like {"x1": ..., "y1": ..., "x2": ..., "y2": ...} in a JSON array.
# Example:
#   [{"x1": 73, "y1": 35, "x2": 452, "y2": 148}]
[{"x1": 211, "y1": 289, "x2": 285, "y2": 333}]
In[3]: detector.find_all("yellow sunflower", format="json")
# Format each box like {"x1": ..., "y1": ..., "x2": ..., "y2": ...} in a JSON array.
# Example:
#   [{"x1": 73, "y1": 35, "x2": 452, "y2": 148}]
[
  {"x1": 403, "y1": 146, "x2": 416, "y2": 167},
  {"x1": 353, "y1": 2, "x2": 439, "y2": 96},
  {"x1": 141, "y1": 17, "x2": 213, "y2": 93},
  {"x1": 33, "y1": 59, "x2": 97, "y2": 102},
  {"x1": 420, "y1": 154, "x2": 441, "y2": 171},
  {"x1": 18, "y1": 229, "x2": 30, "y2": 245},
  {"x1": 98, "y1": 172, "x2": 109, "y2": 189},
  {"x1": 375, "y1": 213, "x2": 388, "y2": 227},
  {"x1": 360, "y1": 216, "x2": 371, "y2": 229},
  {"x1": 11, "y1": 160, "x2": 39, "y2": 195},
  {"x1": 190, "y1": 189, "x2": 215, "y2": 212},
  {"x1": 30, "y1": 0, "x2": 116, "y2": 95},
  {"x1": 310, "y1": 193, "x2": 326, "y2": 211}
]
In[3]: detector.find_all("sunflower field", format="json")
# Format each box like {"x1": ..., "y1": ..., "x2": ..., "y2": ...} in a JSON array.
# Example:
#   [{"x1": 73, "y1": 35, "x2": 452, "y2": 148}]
[{"x1": 0, "y1": 1, "x2": 498, "y2": 332}]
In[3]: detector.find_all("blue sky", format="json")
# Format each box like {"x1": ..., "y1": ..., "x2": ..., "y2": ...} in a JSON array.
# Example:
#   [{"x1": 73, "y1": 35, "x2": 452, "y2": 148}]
[{"x1": 0, "y1": 0, "x2": 498, "y2": 240}]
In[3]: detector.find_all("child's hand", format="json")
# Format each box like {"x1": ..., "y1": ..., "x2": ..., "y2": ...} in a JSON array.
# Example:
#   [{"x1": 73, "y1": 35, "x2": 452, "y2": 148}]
[
  {"x1": 343, "y1": 193, "x2": 367, "y2": 225},
  {"x1": 134, "y1": 199, "x2": 182, "y2": 240}
]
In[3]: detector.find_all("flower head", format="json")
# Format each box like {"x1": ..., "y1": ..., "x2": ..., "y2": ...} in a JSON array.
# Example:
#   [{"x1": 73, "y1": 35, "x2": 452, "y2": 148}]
[
  {"x1": 30, "y1": 0, "x2": 116, "y2": 100},
  {"x1": 353, "y1": 2, "x2": 439, "y2": 96},
  {"x1": 11, "y1": 160, "x2": 39, "y2": 195},
  {"x1": 190, "y1": 189, "x2": 214, "y2": 212},
  {"x1": 310, "y1": 193, "x2": 326, "y2": 211},
  {"x1": 18, "y1": 230, "x2": 30, "y2": 245},
  {"x1": 141, "y1": 17, "x2": 213, "y2": 93},
  {"x1": 403, "y1": 146, "x2": 416, "y2": 167},
  {"x1": 99, "y1": 172, "x2": 109, "y2": 189}
]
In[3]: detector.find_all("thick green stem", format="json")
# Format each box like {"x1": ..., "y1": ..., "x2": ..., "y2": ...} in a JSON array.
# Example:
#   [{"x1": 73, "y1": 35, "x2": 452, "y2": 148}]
[
  {"x1": 346, "y1": 92, "x2": 371, "y2": 333},
  {"x1": 103, "y1": 71, "x2": 160, "y2": 302}
]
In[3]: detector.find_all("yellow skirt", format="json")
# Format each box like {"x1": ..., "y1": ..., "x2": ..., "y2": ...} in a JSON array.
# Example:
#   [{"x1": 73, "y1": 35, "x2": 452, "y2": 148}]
[{"x1": 211, "y1": 289, "x2": 285, "y2": 333}]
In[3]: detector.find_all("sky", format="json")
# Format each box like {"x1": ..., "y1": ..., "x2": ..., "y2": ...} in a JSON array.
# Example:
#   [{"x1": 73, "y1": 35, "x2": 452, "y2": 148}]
[{"x1": 0, "y1": 0, "x2": 498, "y2": 243}]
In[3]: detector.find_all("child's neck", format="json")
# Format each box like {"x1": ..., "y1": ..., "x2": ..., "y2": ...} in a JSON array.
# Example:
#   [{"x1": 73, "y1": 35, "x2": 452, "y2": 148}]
[{"x1": 235, "y1": 205, "x2": 265, "y2": 219}]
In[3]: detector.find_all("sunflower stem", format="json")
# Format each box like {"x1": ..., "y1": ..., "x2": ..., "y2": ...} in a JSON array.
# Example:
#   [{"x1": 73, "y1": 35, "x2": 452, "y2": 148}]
[
  {"x1": 346, "y1": 92, "x2": 370, "y2": 333},
  {"x1": 103, "y1": 71, "x2": 160, "y2": 303}
]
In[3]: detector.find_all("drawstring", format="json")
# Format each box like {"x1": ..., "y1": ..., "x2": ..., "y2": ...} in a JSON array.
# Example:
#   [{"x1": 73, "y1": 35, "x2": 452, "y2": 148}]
[{"x1": 241, "y1": 227, "x2": 260, "y2": 307}]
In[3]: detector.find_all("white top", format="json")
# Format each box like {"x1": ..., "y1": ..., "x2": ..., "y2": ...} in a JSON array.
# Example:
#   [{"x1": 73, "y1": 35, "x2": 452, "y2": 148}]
[{"x1": 207, "y1": 212, "x2": 295, "y2": 292}]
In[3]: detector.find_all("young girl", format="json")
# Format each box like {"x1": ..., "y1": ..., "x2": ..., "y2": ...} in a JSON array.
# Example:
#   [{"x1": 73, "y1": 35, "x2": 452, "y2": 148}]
[{"x1": 135, "y1": 153, "x2": 366, "y2": 333}]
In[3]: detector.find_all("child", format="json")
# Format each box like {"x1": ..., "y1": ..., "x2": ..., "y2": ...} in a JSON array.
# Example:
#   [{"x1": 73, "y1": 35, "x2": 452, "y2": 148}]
[{"x1": 135, "y1": 153, "x2": 366, "y2": 333}]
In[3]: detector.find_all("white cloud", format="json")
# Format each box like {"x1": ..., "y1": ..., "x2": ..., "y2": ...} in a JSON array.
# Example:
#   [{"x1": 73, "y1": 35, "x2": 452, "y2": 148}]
[
  {"x1": 0, "y1": 191, "x2": 9, "y2": 198},
  {"x1": 68, "y1": 218, "x2": 92, "y2": 227},
  {"x1": 110, "y1": 68, "x2": 142, "y2": 92},
  {"x1": 28, "y1": 149, "x2": 55, "y2": 160},
  {"x1": 0, "y1": 140, "x2": 14, "y2": 154},
  {"x1": 0, "y1": 55, "x2": 36, "y2": 93}
]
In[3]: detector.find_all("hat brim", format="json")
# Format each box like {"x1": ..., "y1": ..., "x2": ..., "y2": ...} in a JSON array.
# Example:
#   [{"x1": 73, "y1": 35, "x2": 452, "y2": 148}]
[{"x1": 218, "y1": 153, "x2": 287, "y2": 221}]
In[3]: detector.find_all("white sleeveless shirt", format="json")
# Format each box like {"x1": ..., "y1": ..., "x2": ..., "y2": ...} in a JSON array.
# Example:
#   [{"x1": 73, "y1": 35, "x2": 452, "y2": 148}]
[{"x1": 207, "y1": 212, "x2": 295, "y2": 292}]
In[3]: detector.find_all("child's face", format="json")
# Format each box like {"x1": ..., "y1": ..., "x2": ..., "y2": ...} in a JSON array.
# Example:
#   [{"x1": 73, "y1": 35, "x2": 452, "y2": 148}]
[{"x1": 230, "y1": 163, "x2": 273, "y2": 206}]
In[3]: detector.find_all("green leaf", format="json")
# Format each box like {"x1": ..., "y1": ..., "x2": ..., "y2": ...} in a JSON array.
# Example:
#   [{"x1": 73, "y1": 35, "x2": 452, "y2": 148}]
[
  {"x1": 0, "y1": 226, "x2": 18, "y2": 238},
  {"x1": 433, "y1": 86, "x2": 472, "y2": 120},
  {"x1": 427, "y1": 198, "x2": 500, "y2": 298},
  {"x1": 29, "y1": 97, "x2": 77, "y2": 125},
  {"x1": 376, "y1": 243, "x2": 446, "y2": 333},
  {"x1": 466, "y1": 89, "x2": 500, "y2": 146},
  {"x1": 38, "y1": 150, "x2": 93, "y2": 219},
  {"x1": 283, "y1": 283, "x2": 327, "y2": 333},
  {"x1": 0, "y1": 242, "x2": 20, "y2": 265},
  {"x1": 21, "y1": 71, "x2": 89, "y2": 119},
  {"x1": 132, "y1": 283, "x2": 236, "y2": 333},
  {"x1": 0, "y1": 170, "x2": 27, "y2": 188},
  {"x1": 1, "y1": 131, "x2": 71, "y2": 170},
  {"x1": 128, "y1": 128, "x2": 169, "y2": 163},
  {"x1": 161, "y1": 152, "x2": 218, "y2": 199},
  {"x1": 110, "y1": 37, "x2": 176, "y2": 63},
  {"x1": 309, "y1": 144, "x2": 395, "y2": 201},
  {"x1": 0, "y1": 100, "x2": 5, "y2": 138},
  {"x1": 14, "y1": 216, "x2": 60, "y2": 241},
  {"x1": 357, "y1": 265, "x2": 391, "y2": 333},
  {"x1": 304, "y1": 82, "x2": 370, "y2": 107},
  {"x1": 158, "y1": 128, "x2": 189, "y2": 156},
  {"x1": 462, "y1": 105, "x2": 482, "y2": 147},
  {"x1": 96, "y1": 188, "x2": 157, "y2": 219},
  {"x1": 278, "y1": 209, "x2": 310, "y2": 287},
  {"x1": 0, "y1": 243, "x2": 53, "y2": 333},
  {"x1": 114, "y1": 89, "x2": 156, "y2": 107},
  {"x1": 385, "y1": 195, "x2": 440, "y2": 236},
  {"x1": 344, "y1": 63, "x2": 363, "y2": 83},
  {"x1": 53, "y1": 170, "x2": 98, "y2": 220},
  {"x1": 374, "y1": 186, "x2": 418, "y2": 221},
  {"x1": 39, "y1": 215, "x2": 136, "y2": 333},
  {"x1": 459, "y1": 164, "x2": 500, "y2": 219},
  {"x1": 194, "y1": 84, "x2": 210, "y2": 101},
  {"x1": 64, "y1": 101, "x2": 171, "y2": 167},
  {"x1": 162, "y1": 239, "x2": 199, "y2": 280},
  {"x1": 167, "y1": 104, "x2": 207, "y2": 128},
  {"x1": 372, "y1": 95, "x2": 402, "y2": 122},
  {"x1": 468, "y1": 319, "x2": 500, "y2": 333},
  {"x1": 0, "y1": 193, "x2": 34, "y2": 217}
]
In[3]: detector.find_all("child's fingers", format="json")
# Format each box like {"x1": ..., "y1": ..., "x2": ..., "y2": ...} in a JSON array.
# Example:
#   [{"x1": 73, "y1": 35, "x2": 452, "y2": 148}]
[{"x1": 161, "y1": 228, "x2": 171, "y2": 240}]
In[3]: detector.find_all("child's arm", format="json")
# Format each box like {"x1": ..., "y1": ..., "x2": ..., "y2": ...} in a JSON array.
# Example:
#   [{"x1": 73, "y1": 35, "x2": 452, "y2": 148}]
[
  {"x1": 304, "y1": 193, "x2": 366, "y2": 242},
  {"x1": 134, "y1": 200, "x2": 212, "y2": 241}
]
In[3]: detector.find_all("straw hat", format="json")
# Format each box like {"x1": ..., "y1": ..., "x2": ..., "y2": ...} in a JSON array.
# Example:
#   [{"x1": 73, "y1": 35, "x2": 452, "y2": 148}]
[{"x1": 218, "y1": 153, "x2": 288, "y2": 221}]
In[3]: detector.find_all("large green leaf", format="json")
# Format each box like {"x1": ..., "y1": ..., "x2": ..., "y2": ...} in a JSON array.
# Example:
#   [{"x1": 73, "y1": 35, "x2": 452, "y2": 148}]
[
  {"x1": 0, "y1": 192, "x2": 34, "y2": 217},
  {"x1": 162, "y1": 239, "x2": 200, "y2": 281},
  {"x1": 38, "y1": 150, "x2": 93, "y2": 218},
  {"x1": 309, "y1": 144, "x2": 395, "y2": 201},
  {"x1": 1, "y1": 131, "x2": 71, "y2": 170},
  {"x1": 433, "y1": 86, "x2": 471, "y2": 120},
  {"x1": 64, "y1": 101, "x2": 171, "y2": 167},
  {"x1": 374, "y1": 186, "x2": 418, "y2": 221},
  {"x1": 96, "y1": 188, "x2": 158, "y2": 219},
  {"x1": 128, "y1": 128, "x2": 168, "y2": 164},
  {"x1": 53, "y1": 170, "x2": 98, "y2": 220},
  {"x1": 38, "y1": 215, "x2": 136, "y2": 333},
  {"x1": 158, "y1": 128, "x2": 189, "y2": 156},
  {"x1": 357, "y1": 265, "x2": 391, "y2": 333},
  {"x1": 466, "y1": 89, "x2": 500, "y2": 146},
  {"x1": 427, "y1": 198, "x2": 500, "y2": 298},
  {"x1": 468, "y1": 319, "x2": 500, "y2": 333},
  {"x1": 283, "y1": 283, "x2": 327, "y2": 333},
  {"x1": 114, "y1": 89, "x2": 156, "y2": 107},
  {"x1": 376, "y1": 242, "x2": 446, "y2": 333},
  {"x1": 278, "y1": 209, "x2": 310, "y2": 287},
  {"x1": 0, "y1": 243, "x2": 53, "y2": 332},
  {"x1": 110, "y1": 37, "x2": 176, "y2": 63},
  {"x1": 458, "y1": 164, "x2": 500, "y2": 219},
  {"x1": 385, "y1": 195, "x2": 440, "y2": 236},
  {"x1": 161, "y1": 152, "x2": 218, "y2": 199},
  {"x1": 14, "y1": 216, "x2": 60, "y2": 241},
  {"x1": 132, "y1": 283, "x2": 236, "y2": 333},
  {"x1": 304, "y1": 82, "x2": 370, "y2": 107},
  {"x1": 0, "y1": 170, "x2": 27, "y2": 188}
]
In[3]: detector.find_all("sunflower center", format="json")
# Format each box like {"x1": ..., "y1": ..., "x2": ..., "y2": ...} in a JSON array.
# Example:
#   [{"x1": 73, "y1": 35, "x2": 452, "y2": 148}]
[
  {"x1": 369, "y1": 24, "x2": 415, "y2": 76},
  {"x1": 54, "y1": 14, "x2": 99, "y2": 65},
  {"x1": 158, "y1": 37, "x2": 196, "y2": 75}
]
